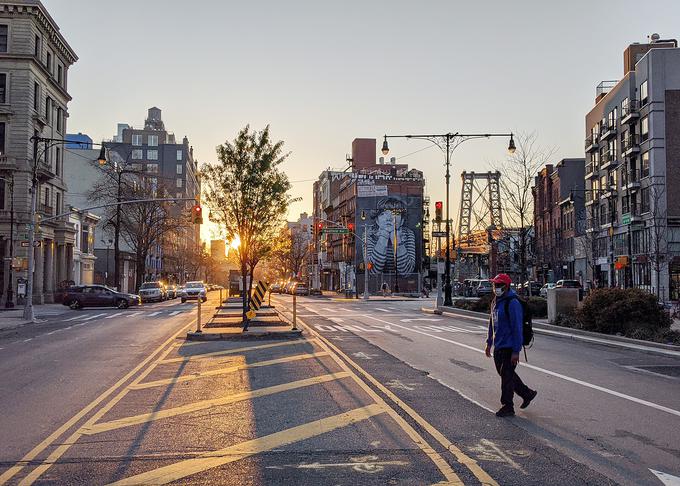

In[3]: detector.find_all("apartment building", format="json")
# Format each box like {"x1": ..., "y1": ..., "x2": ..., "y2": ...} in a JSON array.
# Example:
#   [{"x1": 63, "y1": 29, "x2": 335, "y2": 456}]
[
  {"x1": 312, "y1": 138, "x2": 426, "y2": 294},
  {"x1": 0, "y1": 1, "x2": 78, "y2": 304},
  {"x1": 584, "y1": 35, "x2": 680, "y2": 299},
  {"x1": 532, "y1": 159, "x2": 586, "y2": 284}
]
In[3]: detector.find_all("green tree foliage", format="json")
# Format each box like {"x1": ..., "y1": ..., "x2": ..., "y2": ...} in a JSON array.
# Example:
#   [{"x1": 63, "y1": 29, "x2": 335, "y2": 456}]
[{"x1": 202, "y1": 125, "x2": 291, "y2": 326}]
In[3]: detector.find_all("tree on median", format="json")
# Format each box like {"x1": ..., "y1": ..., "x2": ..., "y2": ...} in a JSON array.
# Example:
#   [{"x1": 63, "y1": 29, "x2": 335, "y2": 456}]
[{"x1": 202, "y1": 125, "x2": 291, "y2": 328}]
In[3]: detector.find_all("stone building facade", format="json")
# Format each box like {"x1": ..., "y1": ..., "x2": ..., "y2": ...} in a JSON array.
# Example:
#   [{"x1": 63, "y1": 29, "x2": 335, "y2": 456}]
[{"x1": 0, "y1": 1, "x2": 78, "y2": 304}]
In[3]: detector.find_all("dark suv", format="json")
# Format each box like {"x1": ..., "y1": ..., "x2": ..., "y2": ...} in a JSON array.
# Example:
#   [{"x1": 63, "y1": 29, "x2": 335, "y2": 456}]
[{"x1": 61, "y1": 285, "x2": 141, "y2": 310}]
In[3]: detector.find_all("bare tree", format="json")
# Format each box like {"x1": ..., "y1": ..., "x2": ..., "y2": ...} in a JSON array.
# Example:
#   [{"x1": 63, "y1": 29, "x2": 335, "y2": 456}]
[
  {"x1": 647, "y1": 176, "x2": 668, "y2": 300},
  {"x1": 492, "y1": 132, "x2": 555, "y2": 285}
]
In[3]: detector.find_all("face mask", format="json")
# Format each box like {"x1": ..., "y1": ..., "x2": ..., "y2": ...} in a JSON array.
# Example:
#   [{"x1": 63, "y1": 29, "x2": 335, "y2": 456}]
[{"x1": 494, "y1": 288, "x2": 504, "y2": 297}]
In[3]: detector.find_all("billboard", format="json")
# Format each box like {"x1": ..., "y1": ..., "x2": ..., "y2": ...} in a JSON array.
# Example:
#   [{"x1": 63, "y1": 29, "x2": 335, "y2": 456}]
[{"x1": 356, "y1": 194, "x2": 423, "y2": 279}]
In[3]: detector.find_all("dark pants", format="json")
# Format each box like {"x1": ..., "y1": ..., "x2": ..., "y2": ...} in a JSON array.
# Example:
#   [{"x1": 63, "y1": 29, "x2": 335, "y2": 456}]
[{"x1": 493, "y1": 347, "x2": 532, "y2": 408}]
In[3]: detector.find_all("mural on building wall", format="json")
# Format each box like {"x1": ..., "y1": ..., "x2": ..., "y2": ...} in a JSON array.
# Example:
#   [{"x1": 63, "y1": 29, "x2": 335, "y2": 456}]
[{"x1": 357, "y1": 194, "x2": 422, "y2": 276}]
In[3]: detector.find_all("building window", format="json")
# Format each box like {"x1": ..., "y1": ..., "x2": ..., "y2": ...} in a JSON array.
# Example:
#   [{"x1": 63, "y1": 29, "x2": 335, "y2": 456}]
[
  {"x1": 131, "y1": 149, "x2": 143, "y2": 160},
  {"x1": 640, "y1": 116, "x2": 649, "y2": 142},
  {"x1": 55, "y1": 146, "x2": 61, "y2": 176},
  {"x1": 0, "y1": 178, "x2": 4, "y2": 210},
  {"x1": 46, "y1": 51, "x2": 52, "y2": 74},
  {"x1": 0, "y1": 73, "x2": 6, "y2": 103},
  {"x1": 132, "y1": 134, "x2": 142, "y2": 146},
  {"x1": 146, "y1": 149, "x2": 158, "y2": 160},
  {"x1": 34, "y1": 34, "x2": 40, "y2": 56},
  {"x1": 176, "y1": 192, "x2": 182, "y2": 201},
  {"x1": 0, "y1": 25, "x2": 7, "y2": 53},
  {"x1": 147, "y1": 135, "x2": 158, "y2": 146},
  {"x1": 176, "y1": 149, "x2": 183, "y2": 161},
  {"x1": 0, "y1": 122, "x2": 5, "y2": 155},
  {"x1": 176, "y1": 164, "x2": 183, "y2": 175},
  {"x1": 641, "y1": 186, "x2": 650, "y2": 213},
  {"x1": 640, "y1": 80, "x2": 648, "y2": 105},
  {"x1": 81, "y1": 226, "x2": 89, "y2": 253},
  {"x1": 57, "y1": 65, "x2": 63, "y2": 85},
  {"x1": 56, "y1": 107, "x2": 63, "y2": 132},
  {"x1": 176, "y1": 178, "x2": 183, "y2": 188},
  {"x1": 146, "y1": 163, "x2": 158, "y2": 173},
  {"x1": 641, "y1": 151, "x2": 650, "y2": 178},
  {"x1": 33, "y1": 82, "x2": 39, "y2": 110},
  {"x1": 45, "y1": 96, "x2": 51, "y2": 123}
]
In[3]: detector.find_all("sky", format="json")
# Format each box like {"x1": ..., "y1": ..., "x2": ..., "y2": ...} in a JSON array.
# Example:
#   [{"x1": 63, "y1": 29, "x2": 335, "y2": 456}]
[{"x1": 43, "y1": 0, "x2": 680, "y2": 243}]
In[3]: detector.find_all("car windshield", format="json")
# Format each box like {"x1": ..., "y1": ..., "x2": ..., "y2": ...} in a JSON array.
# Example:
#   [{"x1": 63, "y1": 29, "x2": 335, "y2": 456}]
[
  {"x1": 478, "y1": 281, "x2": 491, "y2": 288},
  {"x1": 140, "y1": 282, "x2": 160, "y2": 289},
  {"x1": 186, "y1": 282, "x2": 204, "y2": 289}
]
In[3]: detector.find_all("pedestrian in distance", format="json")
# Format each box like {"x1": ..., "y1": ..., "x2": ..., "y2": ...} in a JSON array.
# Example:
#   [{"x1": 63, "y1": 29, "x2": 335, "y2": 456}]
[{"x1": 485, "y1": 273, "x2": 537, "y2": 417}]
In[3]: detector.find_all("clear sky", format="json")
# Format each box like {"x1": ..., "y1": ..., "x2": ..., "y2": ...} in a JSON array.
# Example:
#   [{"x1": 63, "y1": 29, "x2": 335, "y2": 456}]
[{"x1": 44, "y1": 0, "x2": 680, "y2": 242}]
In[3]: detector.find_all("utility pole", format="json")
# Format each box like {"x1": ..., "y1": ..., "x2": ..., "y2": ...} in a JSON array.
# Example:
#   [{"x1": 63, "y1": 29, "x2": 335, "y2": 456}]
[
  {"x1": 4, "y1": 174, "x2": 15, "y2": 308},
  {"x1": 363, "y1": 221, "x2": 369, "y2": 300},
  {"x1": 23, "y1": 136, "x2": 39, "y2": 322}
]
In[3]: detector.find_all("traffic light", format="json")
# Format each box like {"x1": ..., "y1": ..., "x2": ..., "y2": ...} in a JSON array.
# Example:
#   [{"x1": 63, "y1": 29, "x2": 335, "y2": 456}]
[
  {"x1": 347, "y1": 222, "x2": 354, "y2": 232},
  {"x1": 192, "y1": 204, "x2": 203, "y2": 224},
  {"x1": 316, "y1": 222, "x2": 323, "y2": 234},
  {"x1": 435, "y1": 201, "x2": 443, "y2": 222}
]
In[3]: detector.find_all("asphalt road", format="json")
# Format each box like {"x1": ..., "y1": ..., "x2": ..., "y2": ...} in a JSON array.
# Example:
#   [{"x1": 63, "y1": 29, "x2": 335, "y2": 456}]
[
  {"x1": 1, "y1": 293, "x2": 677, "y2": 485},
  {"x1": 278, "y1": 295, "x2": 680, "y2": 486}
]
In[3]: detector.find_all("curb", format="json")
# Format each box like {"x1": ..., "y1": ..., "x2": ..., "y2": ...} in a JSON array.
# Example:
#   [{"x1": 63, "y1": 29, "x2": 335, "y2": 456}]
[
  {"x1": 186, "y1": 330, "x2": 303, "y2": 341},
  {"x1": 421, "y1": 306, "x2": 680, "y2": 357}
]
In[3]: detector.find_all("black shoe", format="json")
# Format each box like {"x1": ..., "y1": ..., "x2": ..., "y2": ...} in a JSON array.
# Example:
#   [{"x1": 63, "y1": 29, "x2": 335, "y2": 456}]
[
  {"x1": 520, "y1": 390, "x2": 537, "y2": 409},
  {"x1": 495, "y1": 406, "x2": 515, "y2": 417}
]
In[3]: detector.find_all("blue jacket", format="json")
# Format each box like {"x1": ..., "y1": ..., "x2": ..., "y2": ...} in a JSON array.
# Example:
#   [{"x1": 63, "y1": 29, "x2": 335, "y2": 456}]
[{"x1": 486, "y1": 289, "x2": 524, "y2": 353}]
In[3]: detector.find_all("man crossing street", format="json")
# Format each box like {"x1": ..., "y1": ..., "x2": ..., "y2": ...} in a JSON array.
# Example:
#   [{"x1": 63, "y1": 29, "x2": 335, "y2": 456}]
[{"x1": 485, "y1": 273, "x2": 537, "y2": 417}]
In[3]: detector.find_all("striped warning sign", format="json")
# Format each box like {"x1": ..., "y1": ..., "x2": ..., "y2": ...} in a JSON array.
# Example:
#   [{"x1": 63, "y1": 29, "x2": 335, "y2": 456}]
[{"x1": 246, "y1": 280, "x2": 269, "y2": 320}]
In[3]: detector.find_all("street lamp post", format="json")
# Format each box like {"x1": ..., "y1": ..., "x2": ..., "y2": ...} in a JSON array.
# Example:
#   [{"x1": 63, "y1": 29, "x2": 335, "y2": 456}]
[
  {"x1": 2, "y1": 175, "x2": 15, "y2": 308},
  {"x1": 101, "y1": 238, "x2": 113, "y2": 286},
  {"x1": 381, "y1": 132, "x2": 515, "y2": 306}
]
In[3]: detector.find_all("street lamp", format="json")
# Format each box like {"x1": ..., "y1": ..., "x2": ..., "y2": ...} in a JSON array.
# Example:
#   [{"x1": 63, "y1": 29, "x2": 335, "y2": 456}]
[
  {"x1": 381, "y1": 131, "x2": 515, "y2": 306},
  {"x1": 0, "y1": 175, "x2": 15, "y2": 308},
  {"x1": 101, "y1": 238, "x2": 113, "y2": 286}
]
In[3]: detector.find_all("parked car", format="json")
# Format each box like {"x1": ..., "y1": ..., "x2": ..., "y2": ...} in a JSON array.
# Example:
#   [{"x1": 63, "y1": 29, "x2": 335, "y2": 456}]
[
  {"x1": 182, "y1": 281, "x2": 207, "y2": 303},
  {"x1": 293, "y1": 283, "x2": 309, "y2": 296},
  {"x1": 476, "y1": 280, "x2": 493, "y2": 296},
  {"x1": 555, "y1": 279, "x2": 581, "y2": 289},
  {"x1": 270, "y1": 283, "x2": 282, "y2": 293},
  {"x1": 283, "y1": 282, "x2": 296, "y2": 294},
  {"x1": 138, "y1": 281, "x2": 167, "y2": 303},
  {"x1": 166, "y1": 284, "x2": 177, "y2": 299},
  {"x1": 522, "y1": 281, "x2": 542, "y2": 296},
  {"x1": 61, "y1": 285, "x2": 140, "y2": 310},
  {"x1": 540, "y1": 282, "x2": 556, "y2": 298}
]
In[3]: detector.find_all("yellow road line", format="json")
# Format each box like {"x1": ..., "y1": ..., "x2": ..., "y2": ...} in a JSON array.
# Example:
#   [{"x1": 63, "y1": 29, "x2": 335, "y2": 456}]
[
  {"x1": 0, "y1": 319, "x2": 196, "y2": 486},
  {"x1": 83, "y1": 372, "x2": 351, "y2": 435},
  {"x1": 129, "y1": 352, "x2": 330, "y2": 390},
  {"x1": 107, "y1": 404, "x2": 385, "y2": 485},
  {"x1": 302, "y1": 318, "x2": 499, "y2": 486},
  {"x1": 18, "y1": 343, "x2": 180, "y2": 486},
  {"x1": 160, "y1": 339, "x2": 316, "y2": 364}
]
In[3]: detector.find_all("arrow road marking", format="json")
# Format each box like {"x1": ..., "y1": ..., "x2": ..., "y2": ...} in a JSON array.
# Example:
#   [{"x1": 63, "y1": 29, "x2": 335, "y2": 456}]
[
  {"x1": 650, "y1": 469, "x2": 680, "y2": 486},
  {"x1": 277, "y1": 455, "x2": 409, "y2": 474}
]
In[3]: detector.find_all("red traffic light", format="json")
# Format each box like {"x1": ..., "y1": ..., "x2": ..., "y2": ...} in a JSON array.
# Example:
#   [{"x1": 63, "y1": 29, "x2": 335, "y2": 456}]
[
  {"x1": 192, "y1": 204, "x2": 203, "y2": 224},
  {"x1": 435, "y1": 201, "x2": 443, "y2": 210},
  {"x1": 435, "y1": 201, "x2": 443, "y2": 222},
  {"x1": 194, "y1": 205, "x2": 202, "y2": 213},
  {"x1": 347, "y1": 222, "x2": 355, "y2": 232}
]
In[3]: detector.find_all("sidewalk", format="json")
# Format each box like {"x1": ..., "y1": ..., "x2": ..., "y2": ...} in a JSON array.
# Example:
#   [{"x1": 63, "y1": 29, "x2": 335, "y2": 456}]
[
  {"x1": 0, "y1": 304, "x2": 70, "y2": 331},
  {"x1": 423, "y1": 304, "x2": 680, "y2": 357}
]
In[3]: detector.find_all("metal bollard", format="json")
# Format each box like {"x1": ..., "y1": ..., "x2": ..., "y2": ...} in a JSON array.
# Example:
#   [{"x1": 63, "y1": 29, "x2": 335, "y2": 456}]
[
  {"x1": 196, "y1": 296, "x2": 202, "y2": 333},
  {"x1": 292, "y1": 293, "x2": 297, "y2": 330}
]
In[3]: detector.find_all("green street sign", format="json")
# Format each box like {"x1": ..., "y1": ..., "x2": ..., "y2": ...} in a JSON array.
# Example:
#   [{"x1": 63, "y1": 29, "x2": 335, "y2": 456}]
[
  {"x1": 622, "y1": 213, "x2": 631, "y2": 225},
  {"x1": 322, "y1": 227, "x2": 349, "y2": 235}
]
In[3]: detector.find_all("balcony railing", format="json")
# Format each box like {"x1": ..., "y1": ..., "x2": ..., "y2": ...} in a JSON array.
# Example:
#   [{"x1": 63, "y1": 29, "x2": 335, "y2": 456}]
[
  {"x1": 622, "y1": 169, "x2": 641, "y2": 189},
  {"x1": 600, "y1": 151, "x2": 617, "y2": 168},
  {"x1": 601, "y1": 121, "x2": 617, "y2": 139},
  {"x1": 585, "y1": 135, "x2": 599, "y2": 152},
  {"x1": 39, "y1": 204, "x2": 54, "y2": 216},
  {"x1": 622, "y1": 133, "x2": 640, "y2": 154},
  {"x1": 621, "y1": 99, "x2": 640, "y2": 122}
]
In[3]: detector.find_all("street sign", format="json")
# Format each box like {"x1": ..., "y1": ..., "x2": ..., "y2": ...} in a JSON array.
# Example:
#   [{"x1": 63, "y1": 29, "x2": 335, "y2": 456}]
[
  {"x1": 20, "y1": 241, "x2": 29, "y2": 247},
  {"x1": 432, "y1": 231, "x2": 447, "y2": 237},
  {"x1": 622, "y1": 213, "x2": 631, "y2": 225},
  {"x1": 322, "y1": 227, "x2": 349, "y2": 235}
]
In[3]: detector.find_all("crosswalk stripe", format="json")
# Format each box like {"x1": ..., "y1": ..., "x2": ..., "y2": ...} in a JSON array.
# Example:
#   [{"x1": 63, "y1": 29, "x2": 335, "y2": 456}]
[
  {"x1": 64, "y1": 315, "x2": 84, "y2": 322},
  {"x1": 81, "y1": 313, "x2": 107, "y2": 321},
  {"x1": 126, "y1": 311, "x2": 143, "y2": 317},
  {"x1": 168, "y1": 311, "x2": 181, "y2": 316},
  {"x1": 105, "y1": 312, "x2": 125, "y2": 319},
  {"x1": 375, "y1": 308, "x2": 391, "y2": 312},
  {"x1": 148, "y1": 311, "x2": 162, "y2": 317}
]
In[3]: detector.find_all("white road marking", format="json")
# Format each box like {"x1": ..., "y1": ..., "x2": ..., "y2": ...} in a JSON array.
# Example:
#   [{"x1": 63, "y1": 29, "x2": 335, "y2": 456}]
[
  {"x1": 352, "y1": 352, "x2": 378, "y2": 360},
  {"x1": 147, "y1": 311, "x2": 162, "y2": 317},
  {"x1": 385, "y1": 379, "x2": 419, "y2": 391},
  {"x1": 401, "y1": 318, "x2": 442, "y2": 323},
  {"x1": 105, "y1": 312, "x2": 125, "y2": 319},
  {"x1": 365, "y1": 315, "x2": 680, "y2": 419},
  {"x1": 81, "y1": 313, "x2": 107, "y2": 321},
  {"x1": 22, "y1": 338, "x2": 33, "y2": 343},
  {"x1": 126, "y1": 311, "x2": 143, "y2": 317},
  {"x1": 386, "y1": 307, "x2": 399, "y2": 311},
  {"x1": 64, "y1": 315, "x2": 86, "y2": 322},
  {"x1": 168, "y1": 311, "x2": 182, "y2": 316},
  {"x1": 323, "y1": 307, "x2": 337, "y2": 313},
  {"x1": 329, "y1": 317, "x2": 344, "y2": 323},
  {"x1": 649, "y1": 469, "x2": 680, "y2": 485},
  {"x1": 73, "y1": 323, "x2": 86, "y2": 327},
  {"x1": 375, "y1": 308, "x2": 391, "y2": 312}
]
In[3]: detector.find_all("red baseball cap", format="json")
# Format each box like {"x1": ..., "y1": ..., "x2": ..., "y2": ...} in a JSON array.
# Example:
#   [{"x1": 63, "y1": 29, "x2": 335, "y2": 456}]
[{"x1": 490, "y1": 273, "x2": 512, "y2": 286}]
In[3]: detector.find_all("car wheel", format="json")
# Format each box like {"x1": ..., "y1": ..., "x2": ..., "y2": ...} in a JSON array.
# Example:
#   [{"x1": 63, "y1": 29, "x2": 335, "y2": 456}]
[
  {"x1": 117, "y1": 299, "x2": 129, "y2": 309},
  {"x1": 69, "y1": 300, "x2": 82, "y2": 310},
  {"x1": 181, "y1": 298, "x2": 186, "y2": 303}
]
